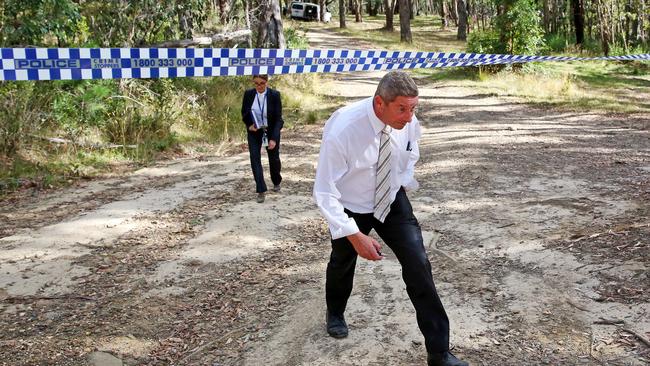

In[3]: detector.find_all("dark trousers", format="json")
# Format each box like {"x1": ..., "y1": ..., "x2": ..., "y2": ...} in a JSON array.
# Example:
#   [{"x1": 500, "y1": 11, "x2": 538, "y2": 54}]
[
  {"x1": 247, "y1": 130, "x2": 282, "y2": 193},
  {"x1": 325, "y1": 188, "x2": 450, "y2": 353}
]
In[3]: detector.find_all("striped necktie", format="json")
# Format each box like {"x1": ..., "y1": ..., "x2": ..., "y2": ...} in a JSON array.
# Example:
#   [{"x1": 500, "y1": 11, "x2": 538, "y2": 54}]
[{"x1": 374, "y1": 126, "x2": 392, "y2": 222}]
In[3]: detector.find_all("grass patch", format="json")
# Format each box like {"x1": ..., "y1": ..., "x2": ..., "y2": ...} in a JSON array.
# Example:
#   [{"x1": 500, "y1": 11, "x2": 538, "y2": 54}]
[
  {"x1": 0, "y1": 146, "x2": 132, "y2": 194},
  {"x1": 323, "y1": 15, "x2": 465, "y2": 53},
  {"x1": 430, "y1": 60, "x2": 650, "y2": 113}
]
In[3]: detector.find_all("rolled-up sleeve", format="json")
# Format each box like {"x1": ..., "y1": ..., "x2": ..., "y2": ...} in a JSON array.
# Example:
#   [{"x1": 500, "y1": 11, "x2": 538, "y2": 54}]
[{"x1": 313, "y1": 136, "x2": 360, "y2": 239}]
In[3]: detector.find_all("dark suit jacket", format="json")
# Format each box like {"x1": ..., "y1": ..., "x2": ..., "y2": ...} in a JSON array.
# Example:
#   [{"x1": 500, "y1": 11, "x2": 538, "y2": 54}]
[{"x1": 241, "y1": 88, "x2": 284, "y2": 142}]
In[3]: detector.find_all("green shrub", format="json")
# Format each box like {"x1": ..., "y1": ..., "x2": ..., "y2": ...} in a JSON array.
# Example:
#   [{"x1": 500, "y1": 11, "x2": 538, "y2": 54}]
[
  {"x1": 545, "y1": 34, "x2": 607, "y2": 55},
  {"x1": 51, "y1": 81, "x2": 114, "y2": 144},
  {"x1": 545, "y1": 34, "x2": 571, "y2": 53},
  {"x1": 467, "y1": 29, "x2": 503, "y2": 54},
  {"x1": 102, "y1": 79, "x2": 179, "y2": 158},
  {"x1": 0, "y1": 82, "x2": 53, "y2": 157},
  {"x1": 285, "y1": 27, "x2": 310, "y2": 49},
  {"x1": 494, "y1": 0, "x2": 545, "y2": 56}
]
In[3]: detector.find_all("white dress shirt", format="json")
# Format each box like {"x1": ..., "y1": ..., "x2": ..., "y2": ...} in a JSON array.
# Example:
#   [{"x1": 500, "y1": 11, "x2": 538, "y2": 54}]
[
  {"x1": 251, "y1": 89, "x2": 268, "y2": 128},
  {"x1": 313, "y1": 97, "x2": 422, "y2": 239}
]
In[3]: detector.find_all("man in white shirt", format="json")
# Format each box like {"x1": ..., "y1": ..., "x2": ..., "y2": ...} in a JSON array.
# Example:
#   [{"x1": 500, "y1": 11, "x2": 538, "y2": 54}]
[{"x1": 313, "y1": 71, "x2": 468, "y2": 366}]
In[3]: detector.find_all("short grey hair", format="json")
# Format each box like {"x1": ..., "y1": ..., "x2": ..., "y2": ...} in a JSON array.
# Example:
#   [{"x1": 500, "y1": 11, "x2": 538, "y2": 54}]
[{"x1": 374, "y1": 71, "x2": 419, "y2": 103}]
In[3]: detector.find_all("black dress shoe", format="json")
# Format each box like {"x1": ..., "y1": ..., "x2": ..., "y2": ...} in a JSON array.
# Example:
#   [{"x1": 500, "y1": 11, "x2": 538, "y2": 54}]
[
  {"x1": 427, "y1": 351, "x2": 468, "y2": 366},
  {"x1": 326, "y1": 313, "x2": 348, "y2": 338}
]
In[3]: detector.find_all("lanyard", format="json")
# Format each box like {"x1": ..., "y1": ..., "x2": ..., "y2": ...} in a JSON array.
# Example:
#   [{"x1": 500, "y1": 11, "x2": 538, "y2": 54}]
[{"x1": 256, "y1": 92, "x2": 267, "y2": 124}]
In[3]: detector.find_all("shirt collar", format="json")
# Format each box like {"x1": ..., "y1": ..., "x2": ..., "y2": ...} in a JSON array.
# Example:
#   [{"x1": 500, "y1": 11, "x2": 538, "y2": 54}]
[
  {"x1": 366, "y1": 97, "x2": 388, "y2": 135},
  {"x1": 257, "y1": 89, "x2": 267, "y2": 97}
]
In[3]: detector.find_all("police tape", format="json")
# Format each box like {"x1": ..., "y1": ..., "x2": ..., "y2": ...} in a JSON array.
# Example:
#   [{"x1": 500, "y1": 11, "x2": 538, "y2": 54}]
[{"x1": 1, "y1": 47, "x2": 648, "y2": 81}]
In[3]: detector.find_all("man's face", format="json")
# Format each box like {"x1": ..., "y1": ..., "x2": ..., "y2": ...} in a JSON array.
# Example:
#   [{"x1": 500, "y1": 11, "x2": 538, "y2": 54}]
[{"x1": 374, "y1": 95, "x2": 418, "y2": 130}]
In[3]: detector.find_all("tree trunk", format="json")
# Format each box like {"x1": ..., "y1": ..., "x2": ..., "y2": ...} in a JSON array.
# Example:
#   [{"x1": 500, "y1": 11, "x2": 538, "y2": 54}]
[
  {"x1": 465, "y1": 0, "x2": 472, "y2": 32},
  {"x1": 542, "y1": 0, "x2": 550, "y2": 33},
  {"x1": 320, "y1": 0, "x2": 326, "y2": 22},
  {"x1": 399, "y1": 0, "x2": 412, "y2": 42},
  {"x1": 244, "y1": 0, "x2": 253, "y2": 47},
  {"x1": 572, "y1": 0, "x2": 585, "y2": 45},
  {"x1": 449, "y1": 0, "x2": 458, "y2": 26},
  {"x1": 440, "y1": 0, "x2": 448, "y2": 29},
  {"x1": 457, "y1": 0, "x2": 467, "y2": 40},
  {"x1": 384, "y1": 0, "x2": 394, "y2": 30},
  {"x1": 256, "y1": 0, "x2": 286, "y2": 48},
  {"x1": 339, "y1": 0, "x2": 346, "y2": 28},
  {"x1": 595, "y1": 0, "x2": 610, "y2": 56},
  {"x1": 355, "y1": 0, "x2": 363, "y2": 22},
  {"x1": 639, "y1": 0, "x2": 647, "y2": 43},
  {"x1": 219, "y1": 0, "x2": 230, "y2": 25}
]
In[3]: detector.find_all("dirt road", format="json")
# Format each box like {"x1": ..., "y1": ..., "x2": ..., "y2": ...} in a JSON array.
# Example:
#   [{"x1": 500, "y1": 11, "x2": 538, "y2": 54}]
[{"x1": 1, "y1": 29, "x2": 648, "y2": 366}]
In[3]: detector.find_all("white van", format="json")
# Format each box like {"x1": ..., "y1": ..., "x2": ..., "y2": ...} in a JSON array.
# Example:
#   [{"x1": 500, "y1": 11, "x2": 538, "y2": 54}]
[{"x1": 290, "y1": 2, "x2": 331, "y2": 22}]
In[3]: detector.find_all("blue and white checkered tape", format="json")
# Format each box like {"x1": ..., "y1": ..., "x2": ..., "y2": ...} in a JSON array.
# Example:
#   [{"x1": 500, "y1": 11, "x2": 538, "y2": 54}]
[{"x1": 1, "y1": 47, "x2": 648, "y2": 81}]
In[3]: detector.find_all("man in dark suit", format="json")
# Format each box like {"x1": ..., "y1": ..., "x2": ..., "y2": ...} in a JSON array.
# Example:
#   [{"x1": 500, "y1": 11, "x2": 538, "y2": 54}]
[{"x1": 241, "y1": 74, "x2": 284, "y2": 203}]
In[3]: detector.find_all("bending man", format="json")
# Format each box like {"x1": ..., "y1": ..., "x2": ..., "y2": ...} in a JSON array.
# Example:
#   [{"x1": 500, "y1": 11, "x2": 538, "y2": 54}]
[{"x1": 313, "y1": 71, "x2": 468, "y2": 366}]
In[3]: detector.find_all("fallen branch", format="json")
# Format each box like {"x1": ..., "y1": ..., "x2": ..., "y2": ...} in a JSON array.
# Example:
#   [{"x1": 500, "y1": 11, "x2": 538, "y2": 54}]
[
  {"x1": 29, "y1": 134, "x2": 137, "y2": 149},
  {"x1": 565, "y1": 297, "x2": 589, "y2": 312},
  {"x1": 179, "y1": 325, "x2": 247, "y2": 363},
  {"x1": 593, "y1": 318, "x2": 625, "y2": 325},
  {"x1": 3, "y1": 295, "x2": 96, "y2": 303},
  {"x1": 621, "y1": 328, "x2": 650, "y2": 348},
  {"x1": 152, "y1": 30, "x2": 252, "y2": 48},
  {"x1": 592, "y1": 318, "x2": 650, "y2": 348},
  {"x1": 211, "y1": 30, "x2": 252, "y2": 44},
  {"x1": 152, "y1": 37, "x2": 213, "y2": 48},
  {"x1": 568, "y1": 222, "x2": 650, "y2": 242},
  {"x1": 427, "y1": 233, "x2": 458, "y2": 264}
]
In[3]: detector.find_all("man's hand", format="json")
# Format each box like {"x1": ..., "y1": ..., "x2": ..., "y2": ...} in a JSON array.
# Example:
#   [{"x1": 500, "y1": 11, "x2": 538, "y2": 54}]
[
  {"x1": 347, "y1": 232, "x2": 383, "y2": 261},
  {"x1": 248, "y1": 125, "x2": 258, "y2": 132},
  {"x1": 268, "y1": 140, "x2": 276, "y2": 150}
]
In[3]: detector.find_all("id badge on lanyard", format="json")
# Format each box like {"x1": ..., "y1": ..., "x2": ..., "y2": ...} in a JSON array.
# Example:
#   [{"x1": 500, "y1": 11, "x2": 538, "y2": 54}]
[{"x1": 262, "y1": 130, "x2": 269, "y2": 148}]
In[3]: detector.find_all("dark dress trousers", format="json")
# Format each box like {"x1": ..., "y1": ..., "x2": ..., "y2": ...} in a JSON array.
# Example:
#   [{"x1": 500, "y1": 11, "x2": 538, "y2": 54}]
[
  {"x1": 326, "y1": 188, "x2": 450, "y2": 353},
  {"x1": 241, "y1": 88, "x2": 283, "y2": 193}
]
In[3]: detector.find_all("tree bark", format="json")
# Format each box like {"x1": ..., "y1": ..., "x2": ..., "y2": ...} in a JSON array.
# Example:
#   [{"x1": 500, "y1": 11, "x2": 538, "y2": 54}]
[
  {"x1": 449, "y1": 0, "x2": 458, "y2": 26},
  {"x1": 595, "y1": 0, "x2": 610, "y2": 56},
  {"x1": 572, "y1": 0, "x2": 585, "y2": 45},
  {"x1": 244, "y1": 0, "x2": 253, "y2": 47},
  {"x1": 256, "y1": 0, "x2": 286, "y2": 48},
  {"x1": 355, "y1": 0, "x2": 363, "y2": 22},
  {"x1": 440, "y1": 0, "x2": 448, "y2": 29},
  {"x1": 542, "y1": 0, "x2": 550, "y2": 33},
  {"x1": 339, "y1": 0, "x2": 346, "y2": 28},
  {"x1": 219, "y1": 0, "x2": 231, "y2": 25},
  {"x1": 399, "y1": 0, "x2": 412, "y2": 42},
  {"x1": 384, "y1": 0, "x2": 394, "y2": 30},
  {"x1": 639, "y1": 0, "x2": 647, "y2": 43},
  {"x1": 320, "y1": 0, "x2": 326, "y2": 22},
  {"x1": 457, "y1": 0, "x2": 467, "y2": 40}
]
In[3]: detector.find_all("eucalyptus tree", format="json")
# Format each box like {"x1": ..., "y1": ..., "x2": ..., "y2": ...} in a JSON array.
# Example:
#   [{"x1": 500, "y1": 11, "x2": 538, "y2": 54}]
[
  {"x1": 384, "y1": 0, "x2": 396, "y2": 31},
  {"x1": 257, "y1": 0, "x2": 287, "y2": 48},
  {"x1": 400, "y1": 0, "x2": 412, "y2": 42},
  {"x1": 572, "y1": 0, "x2": 585, "y2": 45},
  {"x1": 458, "y1": 0, "x2": 469, "y2": 40}
]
